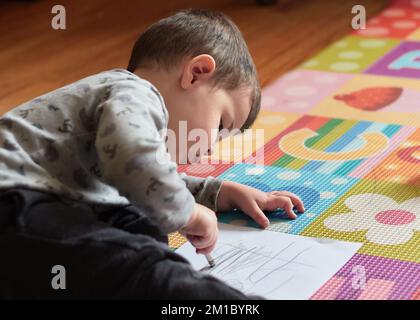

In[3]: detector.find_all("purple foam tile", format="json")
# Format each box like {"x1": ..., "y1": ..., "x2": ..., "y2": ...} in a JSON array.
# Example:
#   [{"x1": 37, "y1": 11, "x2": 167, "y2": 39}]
[
  {"x1": 320, "y1": 253, "x2": 420, "y2": 300},
  {"x1": 366, "y1": 41, "x2": 420, "y2": 78}
]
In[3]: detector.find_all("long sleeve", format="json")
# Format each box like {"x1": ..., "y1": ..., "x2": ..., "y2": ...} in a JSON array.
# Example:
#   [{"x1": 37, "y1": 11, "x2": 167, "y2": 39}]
[
  {"x1": 179, "y1": 173, "x2": 224, "y2": 213},
  {"x1": 94, "y1": 78, "x2": 195, "y2": 234}
]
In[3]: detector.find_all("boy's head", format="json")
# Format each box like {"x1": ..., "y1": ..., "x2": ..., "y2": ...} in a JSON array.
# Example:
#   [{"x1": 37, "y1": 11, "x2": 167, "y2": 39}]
[{"x1": 127, "y1": 9, "x2": 261, "y2": 164}]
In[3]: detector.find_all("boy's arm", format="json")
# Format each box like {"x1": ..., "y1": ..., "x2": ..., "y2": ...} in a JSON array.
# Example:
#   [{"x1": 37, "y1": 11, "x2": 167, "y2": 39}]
[
  {"x1": 94, "y1": 79, "x2": 195, "y2": 234},
  {"x1": 178, "y1": 173, "x2": 223, "y2": 213}
]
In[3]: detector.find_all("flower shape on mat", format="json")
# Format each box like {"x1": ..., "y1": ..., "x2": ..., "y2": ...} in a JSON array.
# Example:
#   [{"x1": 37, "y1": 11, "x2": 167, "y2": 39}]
[{"x1": 324, "y1": 194, "x2": 420, "y2": 245}]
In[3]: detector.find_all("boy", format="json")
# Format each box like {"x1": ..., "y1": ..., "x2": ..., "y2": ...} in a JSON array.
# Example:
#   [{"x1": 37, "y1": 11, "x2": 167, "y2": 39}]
[{"x1": 0, "y1": 9, "x2": 304, "y2": 299}]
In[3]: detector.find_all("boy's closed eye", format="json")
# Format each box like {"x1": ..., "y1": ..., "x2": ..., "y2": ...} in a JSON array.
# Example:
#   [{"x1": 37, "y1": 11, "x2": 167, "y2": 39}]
[
  {"x1": 217, "y1": 118, "x2": 228, "y2": 141},
  {"x1": 218, "y1": 118, "x2": 224, "y2": 132},
  {"x1": 217, "y1": 117, "x2": 239, "y2": 141}
]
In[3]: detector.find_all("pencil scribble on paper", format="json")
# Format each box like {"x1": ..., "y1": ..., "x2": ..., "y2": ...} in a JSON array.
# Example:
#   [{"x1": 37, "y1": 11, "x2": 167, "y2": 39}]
[
  {"x1": 177, "y1": 224, "x2": 362, "y2": 299},
  {"x1": 200, "y1": 240, "x2": 316, "y2": 296}
]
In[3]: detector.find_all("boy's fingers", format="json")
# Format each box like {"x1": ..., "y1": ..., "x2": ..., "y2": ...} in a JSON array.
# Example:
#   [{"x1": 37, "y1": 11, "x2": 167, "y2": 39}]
[
  {"x1": 244, "y1": 202, "x2": 269, "y2": 228},
  {"x1": 188, "y1": 230, "x2": 218, "y2": 251},
  {"x1": 196, "y1": 241, "x2": 216, "y2": 255},
  {"x1": 270, "y1": 196, "x2": 297, "y2": 219},
  {"x1": 187, "y1": 235, "x2": 210, "y2": 250},
  {"x1": 270, "y1": 191, "x2": 305, "y2": 213},
  {"x1": 195, "y1": 232, "x2": 217, "y2": 255}
]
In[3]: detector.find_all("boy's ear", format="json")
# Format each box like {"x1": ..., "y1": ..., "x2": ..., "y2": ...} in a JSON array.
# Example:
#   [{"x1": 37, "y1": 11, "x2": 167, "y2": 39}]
[{"x1": 180, "y1": 54, "x2": 216, "y2": 89}]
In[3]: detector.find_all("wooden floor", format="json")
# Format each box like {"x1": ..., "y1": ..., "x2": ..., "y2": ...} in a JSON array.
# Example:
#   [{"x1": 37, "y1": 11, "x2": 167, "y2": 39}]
[{"x1": 0, "y1": 0, "x2": 388, "y2": 112}]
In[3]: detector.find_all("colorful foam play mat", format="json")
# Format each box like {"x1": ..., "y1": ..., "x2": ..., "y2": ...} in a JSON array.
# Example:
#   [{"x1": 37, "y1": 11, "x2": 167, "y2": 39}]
[{"x1": 171, "y1": 0, "x2": 420, "y2": 300}]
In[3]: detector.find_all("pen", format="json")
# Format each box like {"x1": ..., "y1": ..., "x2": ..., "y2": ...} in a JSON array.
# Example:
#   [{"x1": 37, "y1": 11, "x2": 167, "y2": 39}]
[{"x1": 205, "y1": 254, "x2": 216, "y2": 268}]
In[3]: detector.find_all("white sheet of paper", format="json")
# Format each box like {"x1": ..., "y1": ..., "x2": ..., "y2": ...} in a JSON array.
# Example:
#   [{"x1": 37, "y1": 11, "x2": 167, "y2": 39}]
[{"x1": 176, "y1": 223, "x2": 362, "y2": 300}]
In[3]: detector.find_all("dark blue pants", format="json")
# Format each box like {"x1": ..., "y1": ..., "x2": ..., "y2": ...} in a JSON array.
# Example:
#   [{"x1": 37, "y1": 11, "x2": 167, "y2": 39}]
[{"x1": 0, "y1": 188, "x2": 251, "y2": 299}]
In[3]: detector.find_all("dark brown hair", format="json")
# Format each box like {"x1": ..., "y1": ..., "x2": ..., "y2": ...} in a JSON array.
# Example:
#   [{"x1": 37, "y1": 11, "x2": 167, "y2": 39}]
[{"x1": 127, "y1": 8, "x2": 261, "y2": 131}]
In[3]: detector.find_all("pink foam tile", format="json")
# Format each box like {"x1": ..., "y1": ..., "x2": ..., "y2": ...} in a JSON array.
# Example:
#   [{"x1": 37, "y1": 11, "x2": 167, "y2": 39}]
[
  {"x1": 311, "y1": 277, "x2": 346, "y2": 300},
  {"x1": 261, "y1": 70, "x2": 353, "y2": 114},
  {"x1": 411, "y1": 287, "x2": 420, "y2": 299},
  {"x1": 357, "y1": 279, "x2": 395, "y2": 300}
]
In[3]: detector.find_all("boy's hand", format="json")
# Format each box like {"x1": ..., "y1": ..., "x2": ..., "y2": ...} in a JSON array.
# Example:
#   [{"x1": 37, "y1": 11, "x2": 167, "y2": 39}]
[
  {"x1": 180, "y1": 203, "x2": 218, "y2": 255},
  {"x1": 216, "y1": 181, "x2": 305, "y2": 228}
]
